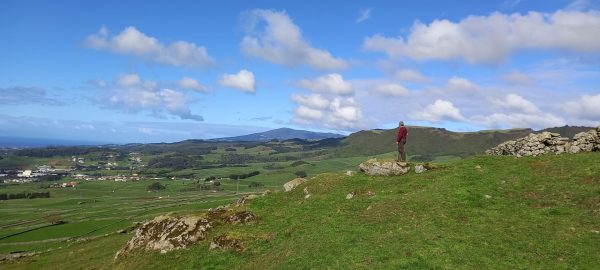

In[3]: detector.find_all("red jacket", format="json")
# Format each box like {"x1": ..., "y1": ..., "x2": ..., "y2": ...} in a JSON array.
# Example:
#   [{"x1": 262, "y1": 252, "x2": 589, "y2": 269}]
[{"x1": 397, "y1": 126, "x2": 407, "y2": 142}]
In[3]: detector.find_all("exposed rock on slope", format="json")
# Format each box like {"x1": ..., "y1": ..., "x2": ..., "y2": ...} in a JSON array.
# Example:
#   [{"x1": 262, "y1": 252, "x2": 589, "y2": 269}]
[
  {"x1": 283, "y1": 178, "x2": 307, "y2": 191},
  {"x1": 485, "y1": 132, "x2": 570, "y2": 157},
  {"x1": 358, "y1": 159, "x2": 410, "y2": 176},
  {"x1": 486, "y1": 126, "x2": 600, "y2": 157},
  {"x1": 115, "y1": 208, "x2": 257, "y2": 258},
  {"x1": 569, "y1": 127, "x2": 600, "y2": 153}
]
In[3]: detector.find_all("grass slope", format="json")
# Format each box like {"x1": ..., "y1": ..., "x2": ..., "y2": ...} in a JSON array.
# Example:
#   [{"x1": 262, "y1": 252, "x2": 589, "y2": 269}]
[
  {"x1": 3, "y1": 152, "x2": 599, "y2": 269},
  {"x1": 331, "y1": 126, "x2": 535, "y2": 159}
]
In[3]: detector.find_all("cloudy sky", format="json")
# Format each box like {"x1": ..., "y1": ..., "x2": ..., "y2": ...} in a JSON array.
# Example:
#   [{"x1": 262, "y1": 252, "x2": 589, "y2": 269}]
[{"x1": 1, "y1": 0, "x2": 599, "y2": 143}]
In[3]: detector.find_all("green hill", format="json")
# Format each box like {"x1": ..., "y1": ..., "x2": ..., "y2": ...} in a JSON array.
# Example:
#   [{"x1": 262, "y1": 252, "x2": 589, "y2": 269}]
[
  {"x1": 3, "y1": 152, "x2": 599, "y2": 269},
  {"x1": 329, "y1": 126, "x2": 535, "y2": 160}
]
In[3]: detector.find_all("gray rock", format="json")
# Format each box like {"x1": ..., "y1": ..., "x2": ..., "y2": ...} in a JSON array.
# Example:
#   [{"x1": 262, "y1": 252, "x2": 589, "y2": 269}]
[
  {"x1": 358, "y1": 159, "x2": 410, "y2": 176},
  {"x1": 414, "y1": 165, "x2": 427, "y2": 174},
  {"x1": 283, "y1": 178, "x2": 307, "y2": 192}
]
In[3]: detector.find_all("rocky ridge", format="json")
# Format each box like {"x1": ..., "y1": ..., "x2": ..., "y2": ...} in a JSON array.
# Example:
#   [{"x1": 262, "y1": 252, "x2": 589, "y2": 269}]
[{"x1": 486, "y1": 126, "x2": 600, "y2": 157}]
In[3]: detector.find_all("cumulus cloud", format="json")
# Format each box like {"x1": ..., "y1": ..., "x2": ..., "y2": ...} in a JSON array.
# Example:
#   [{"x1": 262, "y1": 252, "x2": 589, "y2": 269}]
[
  {"x1": 295, "y1": 106, "x2": 323, "y2": 120},
  {"x1": 98, "y1": 74, "x2": 203, "y2": 121},
  {"x1": 503, "y1": 70, "x2": 535, "y2": 86},
  {"x1": 364, "y1": 10, "x2": 600, "y2": 64},
  {"x1": 414, "y1": 99, "x2": 465, "y2": 123},
  {"x1": 298, "y1": 73, "x2": 353, "y2": 95},
  {"x1": 447, "y1": 76, "x2": 478, "y2": 90},
  {"x1": 241, "y1": 9, "x2": 347, "y2": 70},
  {"x1": 492, "y1": 94, "x2": 540, "y2": 114},
  {"x1": 472, "y1": 112, "x2": 566, "y2": 129},
  {"x1": 565, "y1": 93, "x2": 600, "y2": 121},
  {"x1": 356, "y1": 8, "x2": 372, "y2": 23},
  {"x1": 178, "y1": 77, "x2": 206, "y2": 92},
  {"x1": 291, "y1": 94, "x2": 362, "y2": 130},
  {"x1": 394, "y1": 69, "x2": 428, "y2": 83},
  {"x1": 0, "y1": 86, "x2": 64, "y2": 105},
  {"x1": 374, "y1": 83, "x2": 409, "y2": 96},
  {"x1": 291, "y1": 93, "x2": 330, "y2": 109},
  {"x1": 219, "y1": 70, "x2": 256, "y2": 92},
  {"x1": 85, "y1": 26, "x2": 213, "y2": 67}
]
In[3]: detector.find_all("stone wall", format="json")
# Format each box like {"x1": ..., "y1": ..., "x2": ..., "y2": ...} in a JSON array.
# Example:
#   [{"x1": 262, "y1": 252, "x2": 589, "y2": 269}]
[{"x1": 486, "y1": 126, "x2": 600, "y2": 157}]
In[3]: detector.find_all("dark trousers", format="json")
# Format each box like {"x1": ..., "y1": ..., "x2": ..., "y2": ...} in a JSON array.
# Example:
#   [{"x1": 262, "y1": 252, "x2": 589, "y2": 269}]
[{"x1": 397, "y1": 139, "x2": 406, "y2": 162}]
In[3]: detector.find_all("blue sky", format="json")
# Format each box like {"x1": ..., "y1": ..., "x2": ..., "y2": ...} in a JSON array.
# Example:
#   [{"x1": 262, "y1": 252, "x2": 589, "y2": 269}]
[{"x1": 1, "y1": 0, "x2": 599, "y2": 143}]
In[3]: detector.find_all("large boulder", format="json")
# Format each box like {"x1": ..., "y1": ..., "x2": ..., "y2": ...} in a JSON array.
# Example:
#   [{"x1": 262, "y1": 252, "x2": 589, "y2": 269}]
[
  {"x1": 115, "y1": 215, "x2": 212, "y2": 257},
  {"x1": 486, "y1": 132, "x2": 570, "y2": 157},
  {"x1": 115, "y1": 209, "x2": 256, "y2": 258},
  {"x1": 283, "y1": 178, "x2": 307, "y2": 192},
  {"x1": 358, "y1": 159, "x2": 410, "y2": 176},
  {"x1": 569, "y1": 126, "x2": 600, "y2": 153}
]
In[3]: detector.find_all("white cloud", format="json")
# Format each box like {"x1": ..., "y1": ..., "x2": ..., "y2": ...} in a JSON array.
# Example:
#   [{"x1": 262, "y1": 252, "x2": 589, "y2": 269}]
[
  {"x1": 492, "y1": 94, "x2": 540, "y2": 114},
  {"x1": 117, "y1": 74, "x2": 142, "y2": 87},
  {"x1": 503, "y1": 70, "x2": 535, "y2": 86},
  {"x1": 291, "y1": 94, "x2": 330, "y2": 109},
  {"x1": 472, "y1": 112, "x2": 566, "y2": 129},
  {"x1": 364, "y1": 10, "x2": 600, "y2": 64},
  {"x1": 414, "y1": 99, "x2": 465, "y2": 123},
  {"x1": 85, "y1": 26, "x2": 213, "y2": 67},
  {"x1": 374, "y1": 83, "x2": 409, "y2": 96},
  {"x1": 178, "y1": 77, "x2": 206, "y2": 92},
  {"x1": 329, "y1": 97, "x2": 362, "y2": 124},
  {"x1": 394, "y1": 69, "x2": 428, "y2": 83},
  {"x1": 241, "y1": 9, "x2": 347, "y2": 70},
  {"x1": 291, "y1": 94, "x2": 363, "y2": 130},
  {"x1": 565, "y1": 93, "x2": 600, "y2": 121},
  {"x1": 219, "y1": 70, "x2": 256, "y2": 93},
  {"x1": 356, "y1": 8, "x2": 372, "y2": 23},
  {"x1": 298, "y1": 73, "x2": 353, "y2": 95},
  {"x1": 295, "y1": 106, "x2": 323, "y2": 120},
  {"x1": 99, "y1": 74, "x2": 203, "y2": 121},
  {"x1": 447, "y1": 76, "x2": 478, "y2": 90}
]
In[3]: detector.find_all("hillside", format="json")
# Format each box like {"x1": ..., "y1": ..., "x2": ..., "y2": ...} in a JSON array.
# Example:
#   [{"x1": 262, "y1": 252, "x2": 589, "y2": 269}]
[
  {"x1": 210, "y1": 128, "x2": 344, "y2": 142},
  {"x1": 330, "y1": 125, "x2": 593, "y2": 161},
  {"x1": 330, "y1": 126, "x2": 533, "y2": 160},
  {"x1": 2, "y1": 152, "x2": 599, "y2": 269}
]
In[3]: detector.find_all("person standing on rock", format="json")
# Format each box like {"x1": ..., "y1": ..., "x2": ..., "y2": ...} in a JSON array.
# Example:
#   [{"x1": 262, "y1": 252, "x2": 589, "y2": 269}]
[{"x1": 396, "y1": 121, "x2": 408, "y2": 162}]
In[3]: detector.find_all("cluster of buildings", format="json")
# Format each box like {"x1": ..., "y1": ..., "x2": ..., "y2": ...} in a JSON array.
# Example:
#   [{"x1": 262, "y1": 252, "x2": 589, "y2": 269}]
[
  {"x1": 74, "y1": 173, "x2": 140, "y2": 182},
  {"x1": 1, "y1": 165, "x2": 65, "y2": 184}
]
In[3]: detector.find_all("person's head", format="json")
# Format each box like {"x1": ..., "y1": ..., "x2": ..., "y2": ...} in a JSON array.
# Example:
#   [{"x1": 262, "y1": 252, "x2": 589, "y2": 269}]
[{"x1": 399, "y1": 121, "x2": 404, "y2": 126}]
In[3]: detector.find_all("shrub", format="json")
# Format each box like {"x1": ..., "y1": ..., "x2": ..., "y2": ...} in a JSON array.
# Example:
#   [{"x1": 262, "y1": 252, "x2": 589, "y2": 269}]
[
  {"x1": 294, "y1": 171, "x2": 307, "y2": 178},
  {"x1": 248, "y1": 182, "x2": 264, "y2": 188},
  {"x1": 147, "y1": 182, "x2": 166, "y2": 191}
]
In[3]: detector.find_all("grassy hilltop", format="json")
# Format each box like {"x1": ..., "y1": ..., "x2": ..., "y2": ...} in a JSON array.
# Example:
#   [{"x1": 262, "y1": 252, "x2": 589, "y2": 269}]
[{"x1": 2, "y1": 152, "x2": 599, "y2": 269}]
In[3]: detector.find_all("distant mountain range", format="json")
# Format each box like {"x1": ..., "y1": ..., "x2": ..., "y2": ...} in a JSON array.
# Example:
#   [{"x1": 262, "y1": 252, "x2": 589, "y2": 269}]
[{"x1": 210, "y1": 127, "x2": 345, "y2": 142}]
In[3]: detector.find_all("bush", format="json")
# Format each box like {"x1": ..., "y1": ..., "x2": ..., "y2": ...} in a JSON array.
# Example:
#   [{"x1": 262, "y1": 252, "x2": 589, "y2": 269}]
[
  {"x1": 229, "y1": 171, "x2": 260, "y2": 180},
  {"x1": 248, "y1": 182, "x2": 264, "y2": 188},
  {"x1": 294, "y1": 171, "x2": 307, "y2": 178},
  {"x1": 147, "y1": 182, "x2": 166, "y2": 191}
]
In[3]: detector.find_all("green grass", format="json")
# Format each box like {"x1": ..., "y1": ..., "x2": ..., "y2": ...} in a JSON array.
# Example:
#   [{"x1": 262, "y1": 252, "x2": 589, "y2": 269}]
[{"x1": 2, "y1": 152, "x2": 599, "y2": 269}]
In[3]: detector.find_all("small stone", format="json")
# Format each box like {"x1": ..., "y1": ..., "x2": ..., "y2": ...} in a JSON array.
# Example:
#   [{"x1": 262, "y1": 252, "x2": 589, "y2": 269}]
[
  {"x1": 345, "y1": 170, "x2": 355, "y2": 176},
  {"x1": 484, "y1": 194, "x2": 492, "y2": 199},
  {"x1": 346, "y1": 192, "x2": 355, "y2": 200},
  {"x1": 414, "y1": 165, "x2": 427, "y2": 174},
  {"x1": 475, "y1": 165, "x2": 482, "y2": 169},
  {"x1": 303, "y1": 187, "x2": 311, "y2": 199}
]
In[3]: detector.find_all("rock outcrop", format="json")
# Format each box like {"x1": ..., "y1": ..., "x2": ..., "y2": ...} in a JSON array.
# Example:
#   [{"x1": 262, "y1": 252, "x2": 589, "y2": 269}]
[
  {"x1": 115, "y1": 208, "x2": 256, "y2": 258},
  {"x1": 569, "y1": 126, "x2": 600, "y2": 153},
  {"x1": 486, "y1": 126, "x2": 600, "y2": 157},
  {"x1": 358, "y1": 159, "x2": 410, "y2": 176},
  {"x1": 485, "y1": 132, "x2": 570, "y2": 157},
  {"x1": 283, "y1": 178, "x2": 307, "y2": 192}
]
